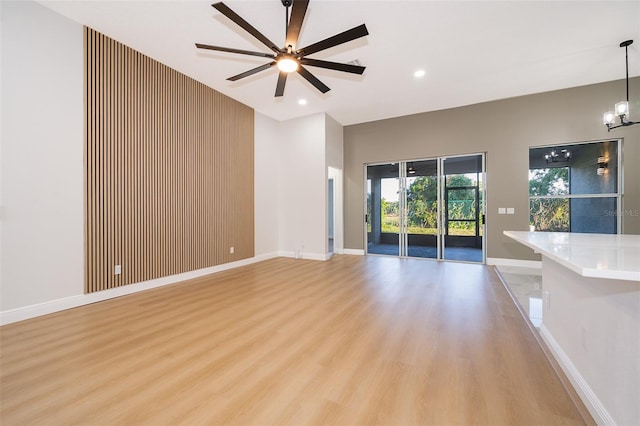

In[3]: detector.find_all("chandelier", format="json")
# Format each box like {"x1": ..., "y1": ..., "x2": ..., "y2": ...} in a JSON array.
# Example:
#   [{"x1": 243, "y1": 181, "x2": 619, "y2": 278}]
[{"x1": 603, "y1": 40, "x2": 638, "y2": 131}]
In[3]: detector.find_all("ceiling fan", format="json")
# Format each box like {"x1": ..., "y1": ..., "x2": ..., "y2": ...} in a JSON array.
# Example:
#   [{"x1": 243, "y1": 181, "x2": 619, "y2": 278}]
[{"x1": 196, "y1": 0, "x2": 369, "y2": 97}]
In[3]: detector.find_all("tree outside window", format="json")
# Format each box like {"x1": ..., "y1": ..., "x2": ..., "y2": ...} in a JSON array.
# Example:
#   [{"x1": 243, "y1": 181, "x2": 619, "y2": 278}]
[{"x1": 529, "y1": 168, "x2": 570, "y2": 232}]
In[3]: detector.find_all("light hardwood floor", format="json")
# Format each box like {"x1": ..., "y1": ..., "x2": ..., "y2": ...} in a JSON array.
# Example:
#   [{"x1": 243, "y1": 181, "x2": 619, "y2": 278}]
[{"x1": 1, "y1": 255, "x2": 591, "y2": 425}]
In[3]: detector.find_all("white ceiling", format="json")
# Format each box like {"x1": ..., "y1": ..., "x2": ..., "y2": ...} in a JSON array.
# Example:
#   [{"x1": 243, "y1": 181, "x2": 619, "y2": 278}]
[{"x1": 39, "y1": 0, "x2": 640, "y2": 126}]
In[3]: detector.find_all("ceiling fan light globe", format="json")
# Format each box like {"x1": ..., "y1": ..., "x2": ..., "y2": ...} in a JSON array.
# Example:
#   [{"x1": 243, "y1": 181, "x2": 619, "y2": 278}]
[{"x1": 277, "y1": 57, "x2": 299, "y2": 73}]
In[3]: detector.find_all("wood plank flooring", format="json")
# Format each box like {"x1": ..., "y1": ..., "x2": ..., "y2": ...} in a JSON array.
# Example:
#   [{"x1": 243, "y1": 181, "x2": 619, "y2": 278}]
[{"x1": 1, "y1": 255, "x2": 589, "y2": 425}]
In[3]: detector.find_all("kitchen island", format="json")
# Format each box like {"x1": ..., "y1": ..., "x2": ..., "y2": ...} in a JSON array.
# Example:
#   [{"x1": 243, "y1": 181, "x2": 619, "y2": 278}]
[{"x1": 504, "y1": 231, "x2": 639, "y2": 426}]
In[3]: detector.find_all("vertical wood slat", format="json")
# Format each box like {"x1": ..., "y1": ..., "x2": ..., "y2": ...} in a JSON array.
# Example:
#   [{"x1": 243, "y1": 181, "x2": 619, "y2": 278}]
[{"x1": 84, "y1": 27, "x2": 254, "y2": 293}]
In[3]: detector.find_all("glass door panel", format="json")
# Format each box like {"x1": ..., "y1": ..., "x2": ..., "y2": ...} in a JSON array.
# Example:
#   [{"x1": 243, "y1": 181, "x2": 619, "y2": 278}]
[
  {"x1": 366, "y1": 154, "x2": 485, "y2": 263},
  {"x1": 441, "y1": 155, "x2": 484, "y2": 263},
  {"x1": 366, "y1": 163, "x2": 400, "y2": 256},
  {"x1": 405, "y1": 160, "x2": 438, "y2": 259}
]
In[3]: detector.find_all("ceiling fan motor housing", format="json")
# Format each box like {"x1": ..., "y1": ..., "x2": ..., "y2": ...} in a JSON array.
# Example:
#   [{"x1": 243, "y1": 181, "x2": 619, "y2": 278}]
[{"x1": 281, "y1": 0, "x2": 293, "y2": 7}]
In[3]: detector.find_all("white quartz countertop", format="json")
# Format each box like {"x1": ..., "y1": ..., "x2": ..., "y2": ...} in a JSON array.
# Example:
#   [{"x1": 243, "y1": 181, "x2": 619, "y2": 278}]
[{"x1": 504, "y1": 231, "x2": 640, "y2": 281}]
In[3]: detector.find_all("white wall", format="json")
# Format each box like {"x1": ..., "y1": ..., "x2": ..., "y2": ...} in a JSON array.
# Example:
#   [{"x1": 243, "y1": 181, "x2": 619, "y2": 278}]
[
  {"x1": 326, "y1": 115, "x2": 344, "y2": 253},
  {"x1": 325, "y1": 115, "x2": 344, "y2": 170},
  {"x1": 1, "y1": 0, "x2": 84, "y2": 311},
  {"x1": 254, "y1": 113, "x2": 280, "y2": 257},
  {"x1": 258, "y1": 112, "x2": 345, "y2": 260},
  {"x1": 277, "y1": 113, "x2": 327, "y2": 259}
]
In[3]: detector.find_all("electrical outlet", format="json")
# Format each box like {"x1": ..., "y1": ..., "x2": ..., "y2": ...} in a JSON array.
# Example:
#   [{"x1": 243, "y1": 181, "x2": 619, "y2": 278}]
[
  {"x1": 506, "y1": 207, "x2": 515, "y2": 215},
  {"x1": 229, "y1": 246, "x2": 234, "y2": 254},
  {"x1": 498, "y1": 207, "x2": 506, "y2": 215},
  {"x1": 114, "y1": 264, "x2": 122, "y2": 275}
]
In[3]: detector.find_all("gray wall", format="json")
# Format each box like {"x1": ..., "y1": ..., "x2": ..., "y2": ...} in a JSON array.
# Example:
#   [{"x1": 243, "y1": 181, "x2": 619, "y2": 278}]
[{"x1": 344, "y1": 78, "x2": 640, "y2": 260}]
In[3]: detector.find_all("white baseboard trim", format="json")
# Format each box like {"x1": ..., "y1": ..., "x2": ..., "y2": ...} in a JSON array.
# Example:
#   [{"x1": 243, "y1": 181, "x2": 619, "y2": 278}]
[
  {"x1": 487, "y1": 257, "x2": 542, "y2": 269},
  {"x1": 303, "y1": 252, "x2": 331, "y2": 261},
  {"x1": 277, "y1": 251, "x2": 330, "y2": 261},
  {"x1": 0, "y1": 253, "x2": 279, "y2": 326},
  {"x1": 539, "y1": 324, "x2": 615, "y2": 426},
  {"x1": 278, "y1": 250, "x2": 296, "y2": 258},
  {"x1": 342, "y1": 248, "x2": 365, "y2": 256}
]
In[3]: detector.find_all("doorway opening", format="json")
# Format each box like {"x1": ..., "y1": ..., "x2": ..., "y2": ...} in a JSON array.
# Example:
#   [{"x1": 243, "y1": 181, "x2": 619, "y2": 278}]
[
  {"x1": 327, "y1": 166, "x2": 343, "y2": 256},
  {"x1": 328, "y1": 178, "x2": 335, "y2": 254},
  {"x1": 365, "y1": 154, "x2": 485, "y2": 263}
]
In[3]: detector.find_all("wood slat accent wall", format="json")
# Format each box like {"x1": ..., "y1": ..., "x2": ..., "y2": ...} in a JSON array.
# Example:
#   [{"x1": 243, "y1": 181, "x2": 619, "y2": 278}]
[{"x1": 84, "y1": 27, "x2": 254, "y2": 293}]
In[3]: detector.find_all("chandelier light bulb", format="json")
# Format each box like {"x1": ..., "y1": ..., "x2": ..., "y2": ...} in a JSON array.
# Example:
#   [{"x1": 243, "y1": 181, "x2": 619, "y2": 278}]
[
  {"x1": 603, "y1": 111, "x2": 616, "y2": 125},
  {"x1": 615, "y1": 101, "x2": 629, "y2": 116}
]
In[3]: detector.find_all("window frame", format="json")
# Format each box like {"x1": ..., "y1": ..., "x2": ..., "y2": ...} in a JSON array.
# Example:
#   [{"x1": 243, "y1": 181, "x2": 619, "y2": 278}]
[{"x1": 528, "y1": 139, "x2": 623, "y2": 234}]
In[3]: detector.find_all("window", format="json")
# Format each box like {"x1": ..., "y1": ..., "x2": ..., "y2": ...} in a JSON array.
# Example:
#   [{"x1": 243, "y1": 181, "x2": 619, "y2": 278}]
[{"x1": 528, "y1": 140, "x2": 621, "y2": 234}]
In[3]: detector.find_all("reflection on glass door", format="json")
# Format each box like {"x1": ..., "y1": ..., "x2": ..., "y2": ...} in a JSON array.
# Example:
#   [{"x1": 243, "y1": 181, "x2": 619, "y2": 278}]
[{"x1": 366, "y1": 154, "x2": 485, "y2": 263}]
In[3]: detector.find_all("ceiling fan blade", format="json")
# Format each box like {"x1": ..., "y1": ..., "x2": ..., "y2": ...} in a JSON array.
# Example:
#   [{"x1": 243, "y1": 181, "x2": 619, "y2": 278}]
[
  {"x1": 275, "y1": 71, "x2": 288, "y2": 97},
  {"x1": 300, "y1": 58, "x2": 365, "y2": 75},
  {"x1": 297, "y1": 66, "x2": 330, "y2": 94},
  {"x1": 212, "y1": 2, "x2": 281, "y2": 54},
  {"x1": 195, "y1": 43, "x2": 276, "y2": 58},
  {"x1": 296, "y1": 24, "x2": 368, "y2": 56},
  {"x1": 285, "y1": 0, "x2": 309, "y2": 49},
  {"x1": 227, "y1": 62, "x2": 276, "y2": 81}
]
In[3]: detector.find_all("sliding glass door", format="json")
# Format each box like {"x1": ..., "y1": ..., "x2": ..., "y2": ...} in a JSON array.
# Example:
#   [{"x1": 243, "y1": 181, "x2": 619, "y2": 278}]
[
  {"x1": 366, "y1": 154, "x2": 485, "y2": 263},
  {"x1": 405, "y1": 160, "x2": 439, "y2": 258},
  {"x1": 366, "y1": 163, "x2": 400, "y2": 256},
  {"x1": 441, "y1": 155, "x2": 484, "y2": 262}
]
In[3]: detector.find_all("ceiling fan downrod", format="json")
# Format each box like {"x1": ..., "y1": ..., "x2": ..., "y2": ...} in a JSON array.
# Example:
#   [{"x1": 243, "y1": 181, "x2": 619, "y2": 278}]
[{"x1": 283, "y1": 0, "x2": 292, "y2": 37}]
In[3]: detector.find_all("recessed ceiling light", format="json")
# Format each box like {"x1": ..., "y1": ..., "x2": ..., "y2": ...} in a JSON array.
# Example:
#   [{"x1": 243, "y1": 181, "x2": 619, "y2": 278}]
[
  {"x1": 298, "y1": 99, "x2": 308, "y2": 106},
  {"x1": 414, "y1": 69, "x2": 426, "y2": 78}
]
